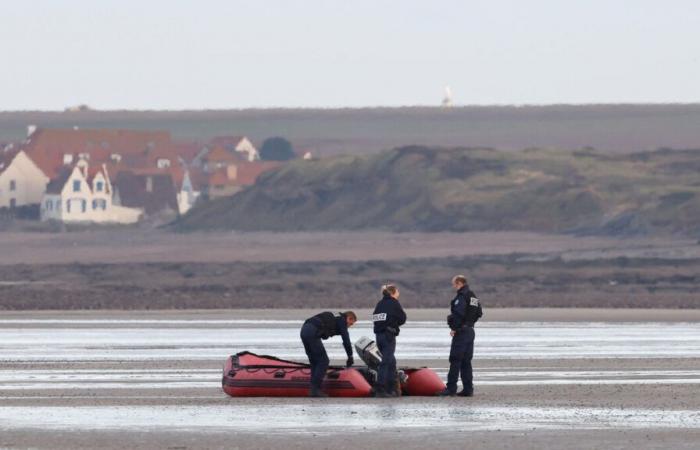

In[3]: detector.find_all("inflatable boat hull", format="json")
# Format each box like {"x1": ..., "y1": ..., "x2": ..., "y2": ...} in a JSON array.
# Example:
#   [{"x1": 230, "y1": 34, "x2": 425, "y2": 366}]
[
  {"x1": 402, "y1": 368, "x2": 445, "y2": 396},
  {"x1": 222, "y1": 351, "x2": 446, "y2": 397},
  {"x1": 222, "y1": 352, "x2": 372, "y2": 397}
]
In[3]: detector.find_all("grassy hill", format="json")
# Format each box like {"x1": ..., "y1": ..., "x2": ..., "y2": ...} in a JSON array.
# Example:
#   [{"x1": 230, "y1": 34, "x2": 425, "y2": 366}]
[
  {"x1": 175, "y1": 146, "x2": 700, "y2": 236},
  {"x1": 4, "y1": 104, "x2": 700, "y2": 155}
]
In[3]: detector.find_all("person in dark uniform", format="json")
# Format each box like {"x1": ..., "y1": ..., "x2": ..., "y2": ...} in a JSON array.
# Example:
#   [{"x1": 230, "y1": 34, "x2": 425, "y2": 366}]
[
  {"x1": 300, "y1": 311, "x2": 357, "y2": 397},
  {"x1": 372, "y1": 284, "x2": 406, "y2": 398},
  {"x1": 439, "y1": 275, "x2": 482, "y2": 397}
]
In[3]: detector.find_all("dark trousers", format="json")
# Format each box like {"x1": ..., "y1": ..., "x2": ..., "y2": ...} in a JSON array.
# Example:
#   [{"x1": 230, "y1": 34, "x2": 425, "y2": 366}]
[
  {"x1": 375, "y1": 332, "x2": 397, "y2": 393},
  {"x1": 447, "y1": 327, "x2": 475, "y2": 393},
  {"x1": 300, "y1": 322, "x2": 329, "y2": 390}
]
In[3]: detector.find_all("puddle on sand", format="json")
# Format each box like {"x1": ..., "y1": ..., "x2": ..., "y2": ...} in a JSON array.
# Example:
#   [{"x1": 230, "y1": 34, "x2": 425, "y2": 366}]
[
  {"x1": 2, "y1": 368, "x2": 700, "y2": 391},
  {"x1": 0, "y1": 404, "x2": 698, "y2": 433},
  {"x1": 1, "y1": 322, "x2": 699, "y2": 361}
]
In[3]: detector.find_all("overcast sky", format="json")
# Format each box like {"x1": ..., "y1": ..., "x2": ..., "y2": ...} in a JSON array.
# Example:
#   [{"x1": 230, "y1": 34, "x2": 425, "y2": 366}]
[{"x1": 1, "y1": 0, "x2": 699, "y2": 110}]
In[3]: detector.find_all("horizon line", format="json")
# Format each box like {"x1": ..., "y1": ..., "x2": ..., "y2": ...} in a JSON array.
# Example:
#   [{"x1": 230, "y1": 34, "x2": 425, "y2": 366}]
[{"x1": 3, "y1": 101, "x2": 700, "y2": 114}]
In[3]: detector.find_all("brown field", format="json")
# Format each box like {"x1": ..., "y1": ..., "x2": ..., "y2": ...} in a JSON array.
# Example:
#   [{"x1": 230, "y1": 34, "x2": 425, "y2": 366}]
[
  {"x1": 0, "y1": 230, "x2": 698, "y2": 265},
  {"x1": 0, "y1": 230, "x2": 697, "y2": 310}
]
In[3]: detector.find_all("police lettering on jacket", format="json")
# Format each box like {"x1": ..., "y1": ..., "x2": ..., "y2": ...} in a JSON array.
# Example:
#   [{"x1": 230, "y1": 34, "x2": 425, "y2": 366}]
[
  {"x1": 447, "y1": 285, "x2": 483, "y2": 330},
  {"x1": 372, "y1": 295, "x2": 407, "y2": 336}
]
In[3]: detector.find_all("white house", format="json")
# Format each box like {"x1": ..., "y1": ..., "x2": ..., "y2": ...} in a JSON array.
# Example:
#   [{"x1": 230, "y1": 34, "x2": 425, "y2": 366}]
[
  {"x1": 198, "y1": 136, "x2": 260, "y2": 164},
  {"x1": 176, "y1": 169, "x2": 200, "y2": 215},
  {"x1": 0, "y1": 150, "x2": 50, "y2": 208},
  {"x1": 40, "y1": 159, "x2": 142, "y2": 224},
  {"x1": 233, "y1": 137, "x2": 259, "y2": 162}
]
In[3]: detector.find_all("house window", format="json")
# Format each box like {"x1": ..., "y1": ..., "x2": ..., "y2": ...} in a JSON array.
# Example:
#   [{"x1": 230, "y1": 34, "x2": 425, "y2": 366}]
[
  {"x1": 101, "y1": 199, "x2": 107, "y2": 210},
  {"x1": 9, "y1": 198, "x2": 16, "y2": 208},
  {"x1": 66, "y1": 200, "x2": 71, "y2": 213},
  {"x1": 63, "y1": 154, "x2": 73, "y2": 165},
  {"x1": 146, "y1": 177, "x2": 153, "y2": 193},
  {"x1": 45, "y1": 199, "x2": 52, "y2": 211},
  {"x1": 96, "y1": 181, "x2": 104, "y2": 192},
  {"x1": 92, "y1": 199, "x2": 98, "y2": 210},
  {"x1": 157, "y1": 158, "x2": 171, "y2": 169},
  {"x1": 56, "y1": 200, "x2": 61, "y2": 212},
  {"x1": 9, "y1": 180, "x2": 16, "y2": 191},
  {"x1": 81, "y1": 200, "x2": 86, "y2": 213},
  {"x1": 73, "y1": 180, "x2": 81, "y2": 192}
]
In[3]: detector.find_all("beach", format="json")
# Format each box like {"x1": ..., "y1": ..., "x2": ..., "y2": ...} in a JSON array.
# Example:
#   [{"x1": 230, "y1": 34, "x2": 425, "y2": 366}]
[{"x1": 1, "y1": 309, "x2": 699, "y2": 449}]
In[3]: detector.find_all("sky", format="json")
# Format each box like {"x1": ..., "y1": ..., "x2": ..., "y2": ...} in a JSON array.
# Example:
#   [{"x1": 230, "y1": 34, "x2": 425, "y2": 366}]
[{"x1": 1, "y1": 0, "x2": 699, "y2": 110}]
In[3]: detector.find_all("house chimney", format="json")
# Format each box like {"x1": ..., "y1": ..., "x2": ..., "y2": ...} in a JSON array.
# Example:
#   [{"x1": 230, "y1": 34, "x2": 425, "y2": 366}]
[{"x1": 27, "y1": 125, "x2": 37, "y2": 137}]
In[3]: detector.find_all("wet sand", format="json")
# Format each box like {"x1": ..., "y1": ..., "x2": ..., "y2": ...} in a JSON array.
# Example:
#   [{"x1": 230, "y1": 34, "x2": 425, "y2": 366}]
[
  {"x1": 1, "y1": 309, "x2": 699, "y2": 449},
  {"x1": 4, "y1": 307, "x2": 700, "y2": 323}
]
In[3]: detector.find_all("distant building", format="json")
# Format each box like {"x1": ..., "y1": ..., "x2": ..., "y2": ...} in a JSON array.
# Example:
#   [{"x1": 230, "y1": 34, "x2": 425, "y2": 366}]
[
  {"x1": 197, "y1": 145, "x2": 242, "y2": 172},
  {"x1": 192, "y1": 161, "x2": 281, "y2": 200},
  {"x1": 22, "y1": 127, "x2": 175, "y2": 179},
  {"x1": 17, "y1": 127, "x2": 275, "y2": 222},
  {"x1": 174, "y1": 169, "x2": 200, "y2": 215},
  {"x1": 112, "y1": 170, "x2": 179, "y2": 217},
  {"x1": 0, "y1": 149, "x2": 49, "y2": 209},
  {"x1": 41, "y1": 159, "x2": 141, "y2": 224},
  {"x1": 207, "y1": 136, "x2": 259, "y2": 162}
]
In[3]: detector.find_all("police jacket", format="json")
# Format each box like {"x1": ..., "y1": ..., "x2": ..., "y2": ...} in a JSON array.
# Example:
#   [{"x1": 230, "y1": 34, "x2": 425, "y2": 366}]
[
  {"x1": 447, "y1": 285, "x2": 483, "y2": 331},
  {"x1": 372, "y1": 295, "x2": 407, "y2": 336},
  {"x1": 305, "y1": 311, "x2": 353, "y2": 358}
]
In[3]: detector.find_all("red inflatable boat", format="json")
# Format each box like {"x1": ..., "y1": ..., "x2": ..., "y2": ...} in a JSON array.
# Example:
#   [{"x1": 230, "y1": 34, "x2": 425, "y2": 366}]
[
  {"x1": 222, "y1": 352, "x2": 372, "y2": 397},
  {"x1": 222, "y1": 351, "x2": 445, "y2": 397}
]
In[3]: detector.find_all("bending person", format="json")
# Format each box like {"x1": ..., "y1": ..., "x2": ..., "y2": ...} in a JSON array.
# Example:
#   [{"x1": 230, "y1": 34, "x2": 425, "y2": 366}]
[
  {"x1": 372, "y1": 284, "x2": 406, "y2": 398},
  {"x1": 439, "y1": 275, "x2": 483, "y2": 397},
  {"x1": 300, "y1": 311, "x2": 357, "y2": 397}
]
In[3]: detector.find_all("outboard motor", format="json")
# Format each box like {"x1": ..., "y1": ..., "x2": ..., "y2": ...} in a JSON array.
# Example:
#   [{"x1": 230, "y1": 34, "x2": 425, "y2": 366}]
[
  {"x1": 355, "y1": 336, "x2": 382, "y2": 370},
  {"x1": 354, "y1": 336, "x2": 407, "y2": 384}
]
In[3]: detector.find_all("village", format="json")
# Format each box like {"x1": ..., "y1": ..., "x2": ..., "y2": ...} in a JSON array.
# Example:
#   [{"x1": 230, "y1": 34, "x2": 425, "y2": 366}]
[{"x1": 0, "y1": 126, "x2": 310, "y2": 225}]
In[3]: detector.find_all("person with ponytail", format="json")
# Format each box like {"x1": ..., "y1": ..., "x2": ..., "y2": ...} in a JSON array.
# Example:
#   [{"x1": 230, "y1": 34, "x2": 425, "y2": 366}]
[{"x1": 371, "y1": 284, "x2": 406, "y2": 397}]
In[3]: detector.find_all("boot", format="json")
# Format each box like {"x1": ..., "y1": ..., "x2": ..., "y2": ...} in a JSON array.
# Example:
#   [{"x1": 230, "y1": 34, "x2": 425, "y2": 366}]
[
  {"x1": 376, "y1": 391, "x2": 396, "y2": 398},
  {"x1": 457, "y1": 389, "x2": 473, "y2": 397},
  {"x1": 437, "y1": 388, "x2": 456, "y2": 397},
  {"x1": 309, "y1": 387, "x2": 328, "y2": 398},
  {"x1": 374, "y1": 387, "x2": 397, "y2": 398}
]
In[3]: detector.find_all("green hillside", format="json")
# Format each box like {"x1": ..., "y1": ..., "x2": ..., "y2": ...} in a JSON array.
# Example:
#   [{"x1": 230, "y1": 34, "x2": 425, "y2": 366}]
[{"x1": 175, "y1": 146, "x2": 700, "y2": 236}]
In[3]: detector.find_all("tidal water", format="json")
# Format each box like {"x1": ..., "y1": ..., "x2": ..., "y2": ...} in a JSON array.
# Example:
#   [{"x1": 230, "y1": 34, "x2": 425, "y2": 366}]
[{"x1": 1, "y1": 319, "x2": 699, "y2": 434}]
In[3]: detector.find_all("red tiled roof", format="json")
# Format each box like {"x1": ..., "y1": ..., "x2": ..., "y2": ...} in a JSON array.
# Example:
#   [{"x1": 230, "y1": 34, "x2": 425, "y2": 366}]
[
  {"x1": 206, "y1": 169, "x2": 232, "y2": 187},
  {"x1": 21, "y1": 128, "x2": 177, "y2": 178},
  {"x1": 169, "y1": 141, "x2": 204, "y2": 164},
  {"x1": 235, "y1": 161, "x2": 282, "y2": 186},
  {"x1": 209, "y1": 136, "x2": 247, "y2": 148},
  {"x1": 122, "y1": 166, "x2": 185, "y2": 187},
  {"x1": 202, "y1": 145, "x2": 241, "y2": 164}
]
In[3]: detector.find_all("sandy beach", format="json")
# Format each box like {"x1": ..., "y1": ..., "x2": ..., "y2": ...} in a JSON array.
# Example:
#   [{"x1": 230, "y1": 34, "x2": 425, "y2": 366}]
[{"x1": 1, "y1": 309, "x2": 699, "y2": 449}]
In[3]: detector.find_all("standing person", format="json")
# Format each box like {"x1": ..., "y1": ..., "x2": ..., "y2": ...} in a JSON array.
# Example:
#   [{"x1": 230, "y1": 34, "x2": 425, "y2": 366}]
[
  {"x1": 439, "y1": 275, "x2": 483, "y2": 397},
  {"x1": 300, "y1": 311, "x2": 357, "y2": 397},
  {"x1": 372, "y1": 284, "x2": 406, "y2": 398}
]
